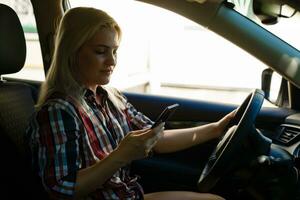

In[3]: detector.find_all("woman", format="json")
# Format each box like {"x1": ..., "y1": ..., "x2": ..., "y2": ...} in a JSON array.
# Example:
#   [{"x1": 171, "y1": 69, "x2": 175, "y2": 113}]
[{"x1": 26, "y1": 7, "x2": 234, "y2": 200}]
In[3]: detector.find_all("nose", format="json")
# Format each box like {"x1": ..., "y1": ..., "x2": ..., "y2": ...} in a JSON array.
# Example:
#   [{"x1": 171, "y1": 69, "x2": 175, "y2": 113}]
[{"x1": 106, "y1": 52, "x2": 117, "y2": 66}]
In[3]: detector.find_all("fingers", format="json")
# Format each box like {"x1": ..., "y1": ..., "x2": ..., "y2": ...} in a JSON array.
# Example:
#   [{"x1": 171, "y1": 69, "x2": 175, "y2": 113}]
[
  {"x1": 230, "y1": 109, "x2": 237, "y2": 116},
  {"x1": 222, "y1": 110, "x2": 236, "y2": 124},
  {"x1": 214, "y1": 110, "x2": 237, "y2": 138},
  {"x1": 226, "y1": 109, "x2": 236, "y2": 119},
  {"x1": 152, "y1": 122, "x2": 165, "y2": 133},
  {"x1": 146, "y1": 124, "x2": 165, "y2": 149},
  {"x1": 137, "y1": 123, "x2": 165, "y2": 140},
  {"x1": 129, "y1": 128, "x2": 151, "y2": 136},
  {"x1": 139, "y1": 123, "x2": 165, "y2": 152},
  {"x1": 123, "y1": 123, "x2": 165, "y2": 160},
  {"x1": 144, "y1": 148, "x2": 152, "y2": 157}
]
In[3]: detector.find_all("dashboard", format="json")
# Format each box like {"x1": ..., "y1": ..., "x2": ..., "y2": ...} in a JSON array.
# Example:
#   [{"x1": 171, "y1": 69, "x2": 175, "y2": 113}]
[{"x1": 270, "y1": 113, "x2": 300, "y2": 157}]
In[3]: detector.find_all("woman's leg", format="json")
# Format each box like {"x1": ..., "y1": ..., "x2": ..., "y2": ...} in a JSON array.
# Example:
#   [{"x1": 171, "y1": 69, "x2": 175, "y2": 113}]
[{"x1": 144, "y1": 191, "x2": 225, "y2": 200}]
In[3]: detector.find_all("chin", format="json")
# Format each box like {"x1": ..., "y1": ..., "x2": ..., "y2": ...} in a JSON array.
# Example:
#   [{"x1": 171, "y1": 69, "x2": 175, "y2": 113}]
[{"x1": 99, "y1": 78, "x2": 111, "y2": 85}]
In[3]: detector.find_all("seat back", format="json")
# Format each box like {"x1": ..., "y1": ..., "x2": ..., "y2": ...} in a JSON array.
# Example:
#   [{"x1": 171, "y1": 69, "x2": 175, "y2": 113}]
[{"x1": 0, "y1": 4, "x2": 47, "y2": 199}]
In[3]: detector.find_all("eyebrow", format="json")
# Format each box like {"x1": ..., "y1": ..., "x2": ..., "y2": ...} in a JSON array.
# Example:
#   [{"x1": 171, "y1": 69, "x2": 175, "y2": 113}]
[{"x1": 93, "y1": 44, "x2": 119, "y2": 49}]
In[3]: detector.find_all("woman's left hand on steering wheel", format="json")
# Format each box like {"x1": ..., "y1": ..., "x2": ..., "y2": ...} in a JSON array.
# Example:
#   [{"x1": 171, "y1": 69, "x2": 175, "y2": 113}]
[{"x1": 214, "y1": 110, "x2": 236, "y2": 138}]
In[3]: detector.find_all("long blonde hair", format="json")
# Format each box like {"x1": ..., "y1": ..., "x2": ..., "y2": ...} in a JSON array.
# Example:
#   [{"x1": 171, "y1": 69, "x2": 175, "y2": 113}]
[{"x1": 37, "y1": 7, "x2": 123, "y2": 109}]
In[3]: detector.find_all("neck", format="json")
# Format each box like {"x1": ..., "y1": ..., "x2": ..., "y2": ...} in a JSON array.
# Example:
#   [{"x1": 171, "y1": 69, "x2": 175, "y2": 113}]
[{"x1": 88, "y1": 85, "x2": 99, "y2": 95}]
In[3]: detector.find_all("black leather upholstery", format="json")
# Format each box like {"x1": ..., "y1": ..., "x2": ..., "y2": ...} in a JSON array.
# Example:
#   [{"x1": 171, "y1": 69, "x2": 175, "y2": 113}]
[
  {"x1": 0, "y1": 3, "x2": 47, "y2": 199},
  {"x1": 0, "y1": 83, "x2": 37, "y2": 154}
]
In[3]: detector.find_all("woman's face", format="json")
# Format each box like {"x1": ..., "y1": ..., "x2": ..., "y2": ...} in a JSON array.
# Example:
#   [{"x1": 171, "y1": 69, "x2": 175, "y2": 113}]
[{"x1": 76, "y1": 28, "x2": 119, "y2": 91}]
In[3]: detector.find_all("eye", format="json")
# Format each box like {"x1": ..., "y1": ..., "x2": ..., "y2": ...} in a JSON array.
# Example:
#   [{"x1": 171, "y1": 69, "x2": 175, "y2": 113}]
[
  {"x1": 113, "y1": 49, "x2": 118, "y2": 55},
  {"x1": 94, "y1": 47, "x2": 106, "y2": 55},
  {"x1": 95, "y1": 50, "x2": 105, "y2": 55}
]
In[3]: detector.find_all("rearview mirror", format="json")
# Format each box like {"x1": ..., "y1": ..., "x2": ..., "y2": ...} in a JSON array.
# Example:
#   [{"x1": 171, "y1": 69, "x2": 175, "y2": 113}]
[
  {"x1": 253, "y1": 0, "x2": 281, "y2": 24},
  {"x1": 253, "y1": 0, "x2": 297, "y2": 25}
]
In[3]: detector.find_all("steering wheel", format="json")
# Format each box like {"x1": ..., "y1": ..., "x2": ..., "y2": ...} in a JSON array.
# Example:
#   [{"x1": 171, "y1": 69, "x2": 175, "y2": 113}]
[{"x1": 198, "y1": 89, "x2": 265, "y2": 192}]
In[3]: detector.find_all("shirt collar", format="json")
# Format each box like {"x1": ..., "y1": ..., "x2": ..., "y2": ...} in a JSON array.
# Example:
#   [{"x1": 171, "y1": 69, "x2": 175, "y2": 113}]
[{"x1": 84, "y1": 86, "x2": 109, "y2": 104}]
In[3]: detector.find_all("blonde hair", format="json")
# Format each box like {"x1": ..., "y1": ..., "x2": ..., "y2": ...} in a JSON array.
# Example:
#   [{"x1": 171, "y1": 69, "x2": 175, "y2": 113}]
[{"x1": 37, "y1": 7, "x2": 123, "y2": 109}]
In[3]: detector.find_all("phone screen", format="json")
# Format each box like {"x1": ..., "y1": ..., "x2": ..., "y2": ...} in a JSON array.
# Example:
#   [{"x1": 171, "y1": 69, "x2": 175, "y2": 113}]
[{"x1": 151, "y1": 103, "x2": 179, "y2": 128}]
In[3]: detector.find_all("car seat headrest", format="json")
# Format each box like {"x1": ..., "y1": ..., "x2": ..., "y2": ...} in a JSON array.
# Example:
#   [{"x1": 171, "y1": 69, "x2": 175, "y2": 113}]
[{"x1": 0, "y1": 4, "x2": 26, "y2": 75}]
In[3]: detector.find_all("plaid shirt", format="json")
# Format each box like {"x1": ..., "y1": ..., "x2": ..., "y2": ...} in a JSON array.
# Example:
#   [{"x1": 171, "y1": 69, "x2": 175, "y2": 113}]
[{"x1": 26, "y1": 87, "x2": 153, "y2": 199}]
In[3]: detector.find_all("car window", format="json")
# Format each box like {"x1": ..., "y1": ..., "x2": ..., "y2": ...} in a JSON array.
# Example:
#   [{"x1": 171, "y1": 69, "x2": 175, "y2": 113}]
[
  {"x1": 68, "y1": 0, "x2": 274, "y2": 107},
  {"x1": 0, "y1": 0, "x2": 45, "y2": 81}
]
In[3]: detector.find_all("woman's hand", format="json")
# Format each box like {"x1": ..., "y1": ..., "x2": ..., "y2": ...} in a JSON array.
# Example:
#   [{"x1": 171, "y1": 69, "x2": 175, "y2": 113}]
[
  {"x1": 114, "y1": 123, "x2": 165, "y2": 164},
  {"x1": 214, "y1": 110, "x2": 236, "y2": 138}
]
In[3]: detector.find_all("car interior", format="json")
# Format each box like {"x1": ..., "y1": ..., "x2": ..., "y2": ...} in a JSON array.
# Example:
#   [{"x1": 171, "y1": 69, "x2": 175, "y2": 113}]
[{"x1": 1, "y1": 0, "x2": 300, "y2": 199}]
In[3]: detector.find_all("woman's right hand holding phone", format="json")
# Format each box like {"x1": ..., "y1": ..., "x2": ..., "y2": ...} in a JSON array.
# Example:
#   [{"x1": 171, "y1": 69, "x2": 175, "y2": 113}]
[{"x1": 114, "y1": 123, "x2": 165, "y2": 164}]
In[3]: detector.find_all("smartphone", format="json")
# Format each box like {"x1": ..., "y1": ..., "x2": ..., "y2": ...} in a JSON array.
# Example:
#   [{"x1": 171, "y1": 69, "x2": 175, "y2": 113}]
[{"x1": 151, "y1": 103, "x2": 179, "y2": 128}]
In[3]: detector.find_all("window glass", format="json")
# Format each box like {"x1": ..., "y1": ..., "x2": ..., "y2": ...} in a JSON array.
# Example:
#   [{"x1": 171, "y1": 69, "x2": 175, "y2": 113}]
[
  {"x1": 269, "y1": 72, "x2": 282, "y2": 102},
  {"x1": 0, "y1": 0, "x2": 45, "y2": 81},
  {"x1": 69, "y1": 0, "x2": 272, "y2": 106}
]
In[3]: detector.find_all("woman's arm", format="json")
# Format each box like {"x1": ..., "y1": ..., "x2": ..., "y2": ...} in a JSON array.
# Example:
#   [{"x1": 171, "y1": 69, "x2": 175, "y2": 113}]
[
  {"x1": 153, "y1": 110, "x2": 235, "y2": 154},
  {"x1": 153, "y1": 123, "x2": 219, "y2": 154}
]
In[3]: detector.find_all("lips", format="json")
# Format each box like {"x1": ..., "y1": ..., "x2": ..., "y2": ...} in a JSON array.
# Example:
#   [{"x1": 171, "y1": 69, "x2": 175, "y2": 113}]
[{"x1": 100, "y1": 69, "x2": 113, "y2": 74}]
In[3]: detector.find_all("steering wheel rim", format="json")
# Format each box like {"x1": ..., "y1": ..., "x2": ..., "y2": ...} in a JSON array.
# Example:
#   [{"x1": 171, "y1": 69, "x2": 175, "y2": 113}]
[{"x1": 198, "y1": 89, "x2": 265, "y2": 192}]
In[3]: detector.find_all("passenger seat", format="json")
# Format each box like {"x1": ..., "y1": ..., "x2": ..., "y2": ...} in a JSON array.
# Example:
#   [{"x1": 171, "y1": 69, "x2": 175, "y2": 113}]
[{"x1": 0, "y1": 4, "x2": 47, "y2": 199}]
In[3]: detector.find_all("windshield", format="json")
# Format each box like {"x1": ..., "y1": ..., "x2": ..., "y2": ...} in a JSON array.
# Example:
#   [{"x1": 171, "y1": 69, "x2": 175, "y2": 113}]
[{"x1": 228, "y1": 0, "x2": 300, "y2": 51}]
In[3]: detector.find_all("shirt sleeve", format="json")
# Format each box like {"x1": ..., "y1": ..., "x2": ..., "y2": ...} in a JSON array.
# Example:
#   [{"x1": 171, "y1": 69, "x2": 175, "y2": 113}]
[
  {"x1": 111, "y1": 88, "x2": 154, "y2": 129},
  {"x1": 125, "y1": 101, "x2": 154, "y2": 129},
  {"x1": 28, "y1": 100, "x2": 81, "y2": 199}
]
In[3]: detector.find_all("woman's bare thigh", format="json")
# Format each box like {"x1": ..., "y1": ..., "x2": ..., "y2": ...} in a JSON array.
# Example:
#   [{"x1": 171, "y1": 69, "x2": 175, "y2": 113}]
[{"x1": 144, "y1": 191, "x2": 225, "y2": 200}]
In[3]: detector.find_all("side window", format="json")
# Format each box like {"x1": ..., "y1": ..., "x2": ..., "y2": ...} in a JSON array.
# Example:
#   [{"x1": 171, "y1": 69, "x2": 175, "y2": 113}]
[
  {"x1": 69, "y1": 0, "x2": 270, "y2": 106},
  {"x1": 0, "y1": 0, "x2": 45, "y2": 81}
]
